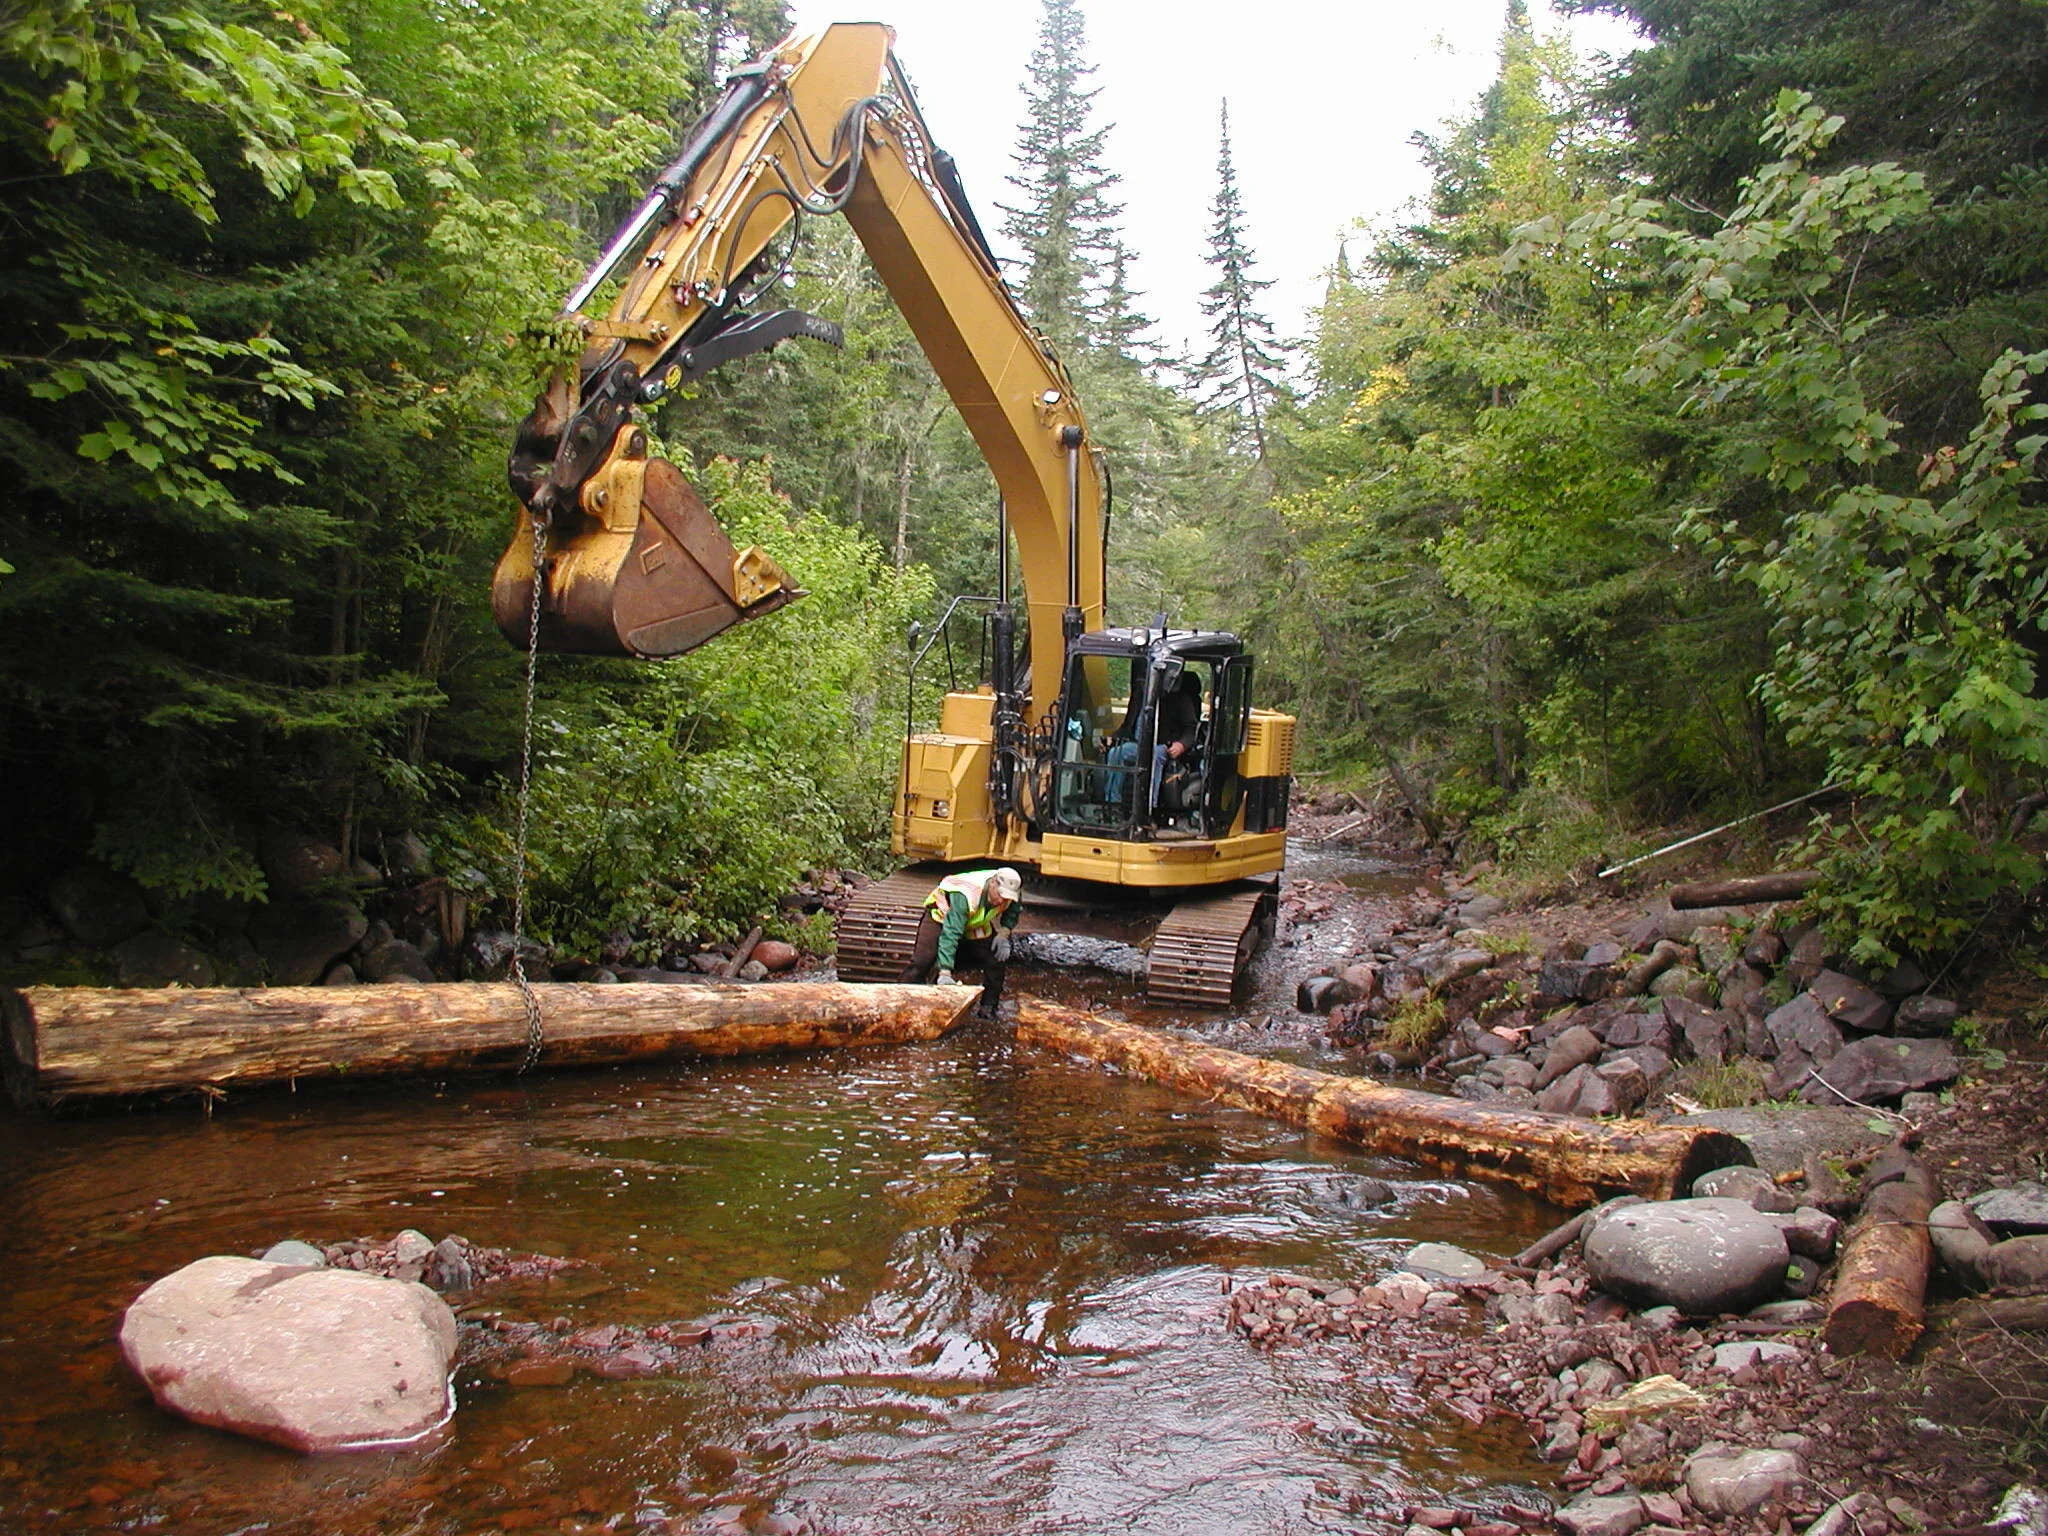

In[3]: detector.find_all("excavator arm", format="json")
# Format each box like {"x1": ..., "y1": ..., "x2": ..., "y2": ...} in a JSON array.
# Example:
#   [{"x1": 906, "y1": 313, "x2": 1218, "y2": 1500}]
[{"x1": 496, "y1": 20, "x2": 1104, "y2": 704}]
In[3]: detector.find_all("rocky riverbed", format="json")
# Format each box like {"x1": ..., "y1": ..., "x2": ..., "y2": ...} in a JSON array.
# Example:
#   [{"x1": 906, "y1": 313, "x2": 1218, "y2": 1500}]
[{"x1": 1231, "y1": 796, "x2": 2048, "y2": 1536}]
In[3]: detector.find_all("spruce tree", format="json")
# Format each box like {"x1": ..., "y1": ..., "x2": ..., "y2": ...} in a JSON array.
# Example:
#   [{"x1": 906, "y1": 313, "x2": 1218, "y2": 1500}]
[
  {"x1": 1191, "y1": 101, "x2": 1289, "y2": 466},
  {"x1": 1000, "y1": 0, "x2": 1127, "y2": 356}
]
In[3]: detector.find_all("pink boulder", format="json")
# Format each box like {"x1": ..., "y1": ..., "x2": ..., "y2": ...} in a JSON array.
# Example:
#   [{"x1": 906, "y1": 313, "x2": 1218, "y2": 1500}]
[{"x1": 120, "y1": 1255, "x2": 457, "y2": 1452}]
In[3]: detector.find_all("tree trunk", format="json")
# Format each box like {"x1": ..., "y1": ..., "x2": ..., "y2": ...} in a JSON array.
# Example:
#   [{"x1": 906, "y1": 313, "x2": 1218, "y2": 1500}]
[
  {"x1": 3, "y1": 982, "x2": 977, "y2": 1107},
  {"x1": 1822, "y1": 1163, "x2": 1935, "y2": 1358},
  {"x1": 1668, "y1": 872, "x2": 1821, "y2": 909},
  {"x1": 1017, "y1": 1004, "x2": 1749, "y2": 1208}
]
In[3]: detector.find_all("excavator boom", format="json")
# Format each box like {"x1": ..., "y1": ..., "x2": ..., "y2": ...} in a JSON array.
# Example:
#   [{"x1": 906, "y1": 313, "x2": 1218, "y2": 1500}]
[{"x1": 495, "y1": 22, "x2": 1101, "y2": 687}]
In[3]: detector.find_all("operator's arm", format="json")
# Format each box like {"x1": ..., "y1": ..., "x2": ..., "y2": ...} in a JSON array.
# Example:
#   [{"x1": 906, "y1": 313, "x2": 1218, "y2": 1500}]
[
  {"x1": 934, "y1": 892, "x2": 970, "y2": 971},
  {"x1": 1000, "y1": 901, "x2": 1021, "y2": 933}
]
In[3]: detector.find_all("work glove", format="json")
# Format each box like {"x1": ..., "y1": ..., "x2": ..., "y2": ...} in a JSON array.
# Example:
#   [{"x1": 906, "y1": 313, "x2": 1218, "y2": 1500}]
[
  {"x1": 989, "y1": 933, "x2": 1012, "y2": 963},
  {"x1": 934, "y1": 969, "x2": 956, "y2": 986}
]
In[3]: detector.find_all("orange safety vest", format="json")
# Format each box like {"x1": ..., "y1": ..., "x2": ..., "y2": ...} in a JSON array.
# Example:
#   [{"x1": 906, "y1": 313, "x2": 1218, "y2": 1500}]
[{"x1": 925, "y1": 871, "x2": 1009, "y2": 939}]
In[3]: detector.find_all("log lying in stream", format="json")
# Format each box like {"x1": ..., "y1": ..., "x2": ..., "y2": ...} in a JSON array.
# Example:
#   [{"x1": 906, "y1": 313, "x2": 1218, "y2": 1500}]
[
  {"x1": 1016, "y1": 1003, "x2": 1750, "y2": 1207},
  {"x1": 2, "y1": 981, "x2": 980, "y2": 1107}
]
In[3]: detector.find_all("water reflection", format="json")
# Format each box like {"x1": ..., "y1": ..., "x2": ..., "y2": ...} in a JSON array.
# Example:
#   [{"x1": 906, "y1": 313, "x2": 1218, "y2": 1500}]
[{"x1": 0, "y1": 1012, "x2": 1557, "y2": 1535}]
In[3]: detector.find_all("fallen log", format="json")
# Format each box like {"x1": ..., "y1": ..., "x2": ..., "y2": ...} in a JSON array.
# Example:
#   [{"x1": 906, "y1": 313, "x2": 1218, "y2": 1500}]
[
  {"x1": 2, "y1": 981, "x2": 978, "y2": 1107},
  {"x1": 1927, "y1": 1296, "x2": 2048, "y2": 1332},
  {"x1": 1017, "y1": 1004, "x2": 1749, "y2": 1207},
  {"x1": 1822, "y1": 1151, "x2": 1936, "y2": 1358},
  {"x1": 1668, "y1": 871, "x2": 1820, "y2": 910}
]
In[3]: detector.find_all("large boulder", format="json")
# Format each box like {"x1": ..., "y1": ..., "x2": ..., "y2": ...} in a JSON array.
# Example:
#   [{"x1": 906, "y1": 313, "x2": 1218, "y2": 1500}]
[
  {"x1": 1583, "y1": 1197, "x2": 1791, "y2": 1316},
  {"x1": 1808, "y1": 970, "x2": 1893, "y2": 1033},
  {"x1": 1966, "y1": 1182, "x2": 2048, "y2": 1237},
  {"x1": 47, "y1": 863, "x2": 150, "y2": 947},
  {"x1": 111, "y1": 929, "x2": 216, "y2": 988},
  {"x1": 359, "y1": 939, "x2": 435, "y2": 984},
  {"x1": 1666, "y1": 997, "x2": 1732, "y2": 1065},
  {"x1": 1801, "y1": 1036, "x2": 1959, "y2": 1106},
  {"x1": 1928, "y1": 1200, "x2": 1995, "y2": 1286},
  {"x1": 261, "y1": 832, "x2": 348, "y2": 896},
  {"x1": 1893, "y1": 995, "x2": 1961, "y2": 1037},
  {"x1": 1674, "y1": 1105, "x2": 1894, "y2": 1178},
  {"x1": 1766, "y1": 994, "x2": 1845, "y2": 1064},
  {"x1": 1537, "y1": 958, "x2": 1613, "y2": 1003},
  {"x1": 1537, "y1": 1025, "x2": 1605, "y2": 1088},
  {"x1": 1684, "y1": 1444, "x2": 1807, "y2": 1517},
  {"x1": 1983, "y1": 1236, "x2": 2048, "y2": 1294},
  {"x1": 120, "y1": 1255, "x2": 456, "y2": 1452},
  {"x1": 1604, "y1": 1009, "x2": 1676, "y2": 1055},
  {"x1": 250, "y1": 898, "x2": 368, "y2": 987}
]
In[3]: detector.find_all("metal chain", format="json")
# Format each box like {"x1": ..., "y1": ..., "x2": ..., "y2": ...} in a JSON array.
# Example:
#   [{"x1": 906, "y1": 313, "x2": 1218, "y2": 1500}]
[{"x1": 511, "y1": 514, "x2": 547, "y2": 1074}]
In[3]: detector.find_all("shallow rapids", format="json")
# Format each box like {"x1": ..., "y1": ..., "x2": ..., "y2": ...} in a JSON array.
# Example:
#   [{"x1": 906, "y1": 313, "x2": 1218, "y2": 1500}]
[{"x1": 0, "y1": 1014, "x2": 1559, "y2": 1535}]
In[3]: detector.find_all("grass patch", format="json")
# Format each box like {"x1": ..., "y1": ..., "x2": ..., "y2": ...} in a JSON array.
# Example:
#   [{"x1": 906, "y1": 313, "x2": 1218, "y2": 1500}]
[
  {"x1": 1472, "y1": 927, "x2": 1535, "y2": 959},
  {"x1": 1382, "y1": 994, "x2": 1448, "y2": 1053},
  {"x1": 1668, "y1": 1058, "x2": 1771, "y2": 1109}
]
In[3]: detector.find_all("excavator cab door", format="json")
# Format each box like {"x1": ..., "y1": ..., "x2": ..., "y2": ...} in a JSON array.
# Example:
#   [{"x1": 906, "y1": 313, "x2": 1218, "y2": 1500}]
[{"x1": 1201, "y1": 656, "x2": 1255, "y2": 834}]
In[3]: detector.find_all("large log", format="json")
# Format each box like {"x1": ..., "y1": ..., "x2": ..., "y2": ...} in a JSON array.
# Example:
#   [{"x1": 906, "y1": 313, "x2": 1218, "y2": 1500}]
[
  {"x1": 1017, "y1": 1003, "x2": 1749, "y2": 1207},
  {"x1": 1668, "y1": 871, "x2": 1820, "y2": 909},
  {"x1": 1823, "y1": 1156, "x2": 1936, "y2": 1358},
  {"x1": 2, "y1": 981, "x2": 979, "y2": 1106}
]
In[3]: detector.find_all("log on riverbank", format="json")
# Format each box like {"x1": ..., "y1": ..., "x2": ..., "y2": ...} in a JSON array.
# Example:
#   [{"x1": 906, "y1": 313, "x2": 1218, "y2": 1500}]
[
  {"x1": 1667, "y1": 871, "x2": 1820, "y2": 909},
  {"x1": 1823, "y1": 1150, "x2": 1936, "y2": 1358},
  {"x1": 1016, "y1": 1004, "x2": 1750, "y2": 1207},
  {"x1": 2, "y1": 981, "x2": 980, "y2": 1106}
]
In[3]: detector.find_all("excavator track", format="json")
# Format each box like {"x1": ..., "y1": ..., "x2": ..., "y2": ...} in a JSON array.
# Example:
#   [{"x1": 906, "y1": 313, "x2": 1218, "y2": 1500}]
[
  {"x1": 1144, "y1": 883, "x2": 1277, "y2": 1009},
  {"x1": 833, "y1": 869, "x2": 943, "y2": 983}
]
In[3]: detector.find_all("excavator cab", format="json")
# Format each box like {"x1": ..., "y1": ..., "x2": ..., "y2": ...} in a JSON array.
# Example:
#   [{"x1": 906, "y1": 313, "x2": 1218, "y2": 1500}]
[{"x1": 1050, "y1": 631, "x2": 1254, "y2": 841}]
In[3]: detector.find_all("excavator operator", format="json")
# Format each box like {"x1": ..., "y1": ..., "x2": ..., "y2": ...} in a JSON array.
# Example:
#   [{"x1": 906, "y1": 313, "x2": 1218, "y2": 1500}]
[{"x1": 900, "y1": 867, "x2": 1023, "y2": 1020}]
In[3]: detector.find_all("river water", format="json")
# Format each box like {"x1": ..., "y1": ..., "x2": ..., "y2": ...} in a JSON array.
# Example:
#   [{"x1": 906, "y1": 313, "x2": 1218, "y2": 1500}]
[{"x1": 0, "y1": 846, "x2": 1561, "y2": 1536}]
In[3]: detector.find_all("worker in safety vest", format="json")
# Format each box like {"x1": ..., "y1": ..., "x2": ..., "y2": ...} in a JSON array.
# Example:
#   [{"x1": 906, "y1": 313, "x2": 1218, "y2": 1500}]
[{"x1": 899, "y1": 867, "x2": 1022, "y2": 1019}]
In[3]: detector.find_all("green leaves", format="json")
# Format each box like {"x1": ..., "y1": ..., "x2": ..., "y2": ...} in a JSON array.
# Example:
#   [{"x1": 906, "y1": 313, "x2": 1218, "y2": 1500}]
[{"x1": 4, "y1": 0, "x2": 438, "y2": 223}]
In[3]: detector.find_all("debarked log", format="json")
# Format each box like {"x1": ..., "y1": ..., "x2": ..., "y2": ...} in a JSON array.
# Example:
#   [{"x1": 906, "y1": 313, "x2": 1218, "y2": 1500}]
[
  {"x1": 1822, "y1": 1161, "x2": 1935, "y2": 1358},
  {"x1": 1016, "y1": 1003, "x2": 1750, "y2": 1207},
  {"x1": 2, "y1": 981, "x2": 980, "y2": 1106}
]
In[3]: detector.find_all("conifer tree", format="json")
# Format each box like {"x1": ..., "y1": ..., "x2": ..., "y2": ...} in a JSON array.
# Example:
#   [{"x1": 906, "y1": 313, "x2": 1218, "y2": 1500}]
[
  {"x1": 1000, "y1": 0, "x2": 1127, "y2": 355},
  {"x1": 1191, "y1": 100, "x2": 1289, "y2": 466}
]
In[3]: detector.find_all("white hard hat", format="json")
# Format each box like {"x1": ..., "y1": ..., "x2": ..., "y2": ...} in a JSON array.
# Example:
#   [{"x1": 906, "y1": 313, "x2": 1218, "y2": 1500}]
[{"x1": 989, "y1": 867, "x2": 1022, "y2": 901}]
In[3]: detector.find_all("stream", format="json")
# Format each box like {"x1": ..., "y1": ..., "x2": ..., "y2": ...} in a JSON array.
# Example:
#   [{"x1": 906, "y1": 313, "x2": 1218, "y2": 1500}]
[{"x1": 0, "y1": 840, "x2": 1562, "y2": 1536}]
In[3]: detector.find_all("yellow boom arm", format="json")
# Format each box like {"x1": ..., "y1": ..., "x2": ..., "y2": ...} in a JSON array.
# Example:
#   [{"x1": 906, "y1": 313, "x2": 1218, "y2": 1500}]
[{"x1": 496, "y1": 22, "x2": 1103, "y2": 715}]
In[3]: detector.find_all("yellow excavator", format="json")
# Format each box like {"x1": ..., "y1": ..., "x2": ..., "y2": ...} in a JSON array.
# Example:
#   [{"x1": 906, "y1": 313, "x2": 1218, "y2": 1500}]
[{"x1": 495, "y1": 22, "x2": 1294, "y2": 1003}]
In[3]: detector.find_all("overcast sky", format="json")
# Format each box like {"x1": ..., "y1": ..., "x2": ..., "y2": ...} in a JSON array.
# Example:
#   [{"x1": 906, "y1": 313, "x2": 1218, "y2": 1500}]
[{"x1": 786, "y1": 1, "x2": 1643, "y2": 356}]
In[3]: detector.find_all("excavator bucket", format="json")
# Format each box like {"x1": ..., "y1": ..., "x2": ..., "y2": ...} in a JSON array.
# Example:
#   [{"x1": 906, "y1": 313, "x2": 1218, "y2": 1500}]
[{"x1": 492, "y1": 452, "x2": 803, "y2": 658}]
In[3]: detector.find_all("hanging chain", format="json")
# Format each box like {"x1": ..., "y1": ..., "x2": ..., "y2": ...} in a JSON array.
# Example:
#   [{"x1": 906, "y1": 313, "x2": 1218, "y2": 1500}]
[{"x1": 511, "y1": 514, "x2": 547, "y2": 1074}]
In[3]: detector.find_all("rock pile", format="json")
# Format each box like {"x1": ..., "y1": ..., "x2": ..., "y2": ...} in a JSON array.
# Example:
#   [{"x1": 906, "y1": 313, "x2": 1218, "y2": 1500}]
[
  {"x1": 2, "y1": 840, "x2": 824, "y2": 990},
  {"x1": 1303, "y1": 889, "x2": 1966, "y2": 1121},
  {"x1": 280, "y1": 1229, "x2": 583, "y2": 1292},
  {"x1": 1228, "y1": 1219, "x2": 2012, "y2": 1536}
]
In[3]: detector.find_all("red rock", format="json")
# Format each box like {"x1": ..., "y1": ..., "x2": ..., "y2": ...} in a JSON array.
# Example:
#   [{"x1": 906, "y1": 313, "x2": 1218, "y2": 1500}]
[
  {"x1": 692, "y1": 1445, "x2": 741, "y2": 1477},
  {"x1": 591, "y1": 1346, "x2": 663, "y2": 1379},
  {"x1": 752, "y1": 940, "x2": 800, "y2": 973},
  {"x1": 502, "y1": 1358, "x2": 576, "y2": 1387},
  {"x1": 1409, "y1": 1508, "x2": 1460, "y2": 1529}
]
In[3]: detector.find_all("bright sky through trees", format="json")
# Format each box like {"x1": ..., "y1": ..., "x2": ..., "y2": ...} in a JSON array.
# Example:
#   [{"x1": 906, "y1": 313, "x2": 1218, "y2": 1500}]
[{"x1": 790, "y1": 0, "x2": 1642, "y2": 348}]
